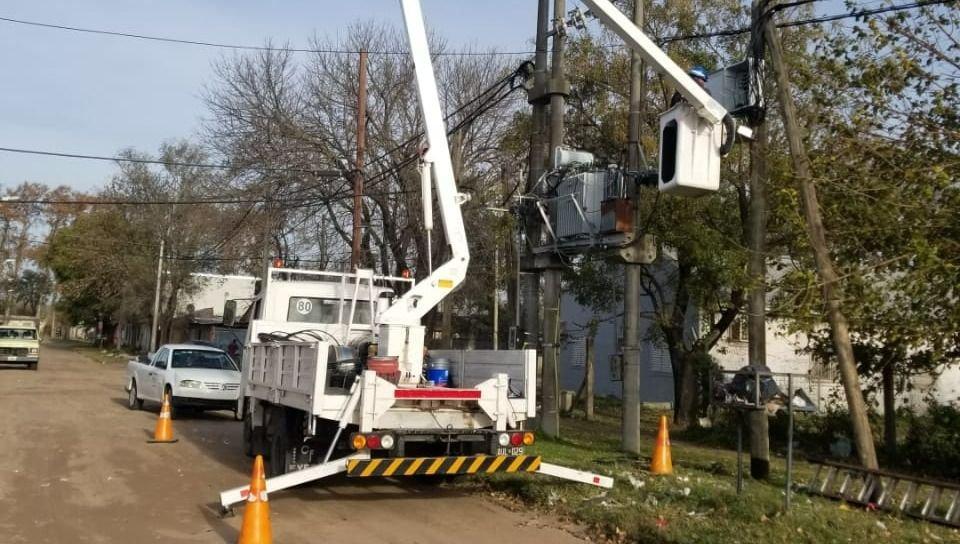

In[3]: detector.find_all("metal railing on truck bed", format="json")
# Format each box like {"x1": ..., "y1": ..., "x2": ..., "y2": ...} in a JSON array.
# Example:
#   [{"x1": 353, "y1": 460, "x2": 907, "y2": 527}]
[{"x1": 244, "y1": 342, "x2": 536, "y2": 429}]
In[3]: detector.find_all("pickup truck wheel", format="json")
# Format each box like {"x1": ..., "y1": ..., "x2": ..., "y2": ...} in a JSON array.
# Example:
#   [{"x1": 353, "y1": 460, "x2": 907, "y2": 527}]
[
  {"x1": 127, "y1": 381, "x2": 144, "y2": 410},
  {"x1": 28, "y1": 362, "x2": 38, "y2": 371},
  {"x1": 165, "y1": 387, "x2": 182, "y2": 419}
]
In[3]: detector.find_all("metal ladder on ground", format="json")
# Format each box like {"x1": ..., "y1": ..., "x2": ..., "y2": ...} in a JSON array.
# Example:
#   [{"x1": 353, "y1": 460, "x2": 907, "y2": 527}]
[{"x1": 804, "y1": 458, "x2": 960, "y2": 528}]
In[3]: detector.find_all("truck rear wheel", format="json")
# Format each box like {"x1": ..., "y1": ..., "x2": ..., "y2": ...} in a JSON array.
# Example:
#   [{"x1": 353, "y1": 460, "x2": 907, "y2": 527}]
[{"x1": 264, "y1": 406, "x2": 304, "y2": 477}]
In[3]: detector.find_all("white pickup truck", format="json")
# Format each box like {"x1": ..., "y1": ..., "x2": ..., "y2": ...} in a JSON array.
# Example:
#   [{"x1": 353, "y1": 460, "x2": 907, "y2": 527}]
[{"x1": 126, "y1": 343, "x2": 241, "y2": 418}]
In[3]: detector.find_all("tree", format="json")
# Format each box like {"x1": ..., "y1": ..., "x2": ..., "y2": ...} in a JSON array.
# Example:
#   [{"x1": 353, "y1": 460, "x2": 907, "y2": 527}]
[
  {"x1": 203, "y1": 21, "x2": 524, "y2": 342},
  {"x1": 15, "y1": 269, "x2": 51, "y2": 316},
  {"x1": 775, "y1": 3, "x2": 960, "y2": 458},
  {"x1": 48, "y1": 142, "x2": 245, "y2": 345}
]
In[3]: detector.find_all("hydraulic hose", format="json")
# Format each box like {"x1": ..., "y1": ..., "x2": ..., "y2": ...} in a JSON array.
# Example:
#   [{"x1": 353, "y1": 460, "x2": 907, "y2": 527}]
[{"x1": 720, "y1": 113, "x2": 737, "y2": 156}]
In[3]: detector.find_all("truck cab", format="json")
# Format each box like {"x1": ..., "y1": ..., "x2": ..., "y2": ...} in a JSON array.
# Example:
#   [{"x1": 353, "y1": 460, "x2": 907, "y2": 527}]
[{"x1": 0, "y1": 319, "x2": 40, "y2": 370}]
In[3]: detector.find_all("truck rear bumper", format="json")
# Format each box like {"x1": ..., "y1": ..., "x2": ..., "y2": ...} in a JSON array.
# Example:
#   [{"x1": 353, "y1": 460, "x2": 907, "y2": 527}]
[{"x1": 346, "y1": 454, "x2": 542, "y2": 478}]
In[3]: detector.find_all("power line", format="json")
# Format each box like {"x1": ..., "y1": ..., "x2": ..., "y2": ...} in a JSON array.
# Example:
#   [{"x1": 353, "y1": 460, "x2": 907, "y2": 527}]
[
  {"x1": 0, "y1": 188, "x2": 417, "y2": 207},
  {"x1": 0, "y1": 146, "x2": 342, "y2": 177},
  {"x1": 659, "y1": 0, "x2": 956, "y2": 44},
  {"x1": 0, "y1": 15, "x2": 535, "y2": 57}
]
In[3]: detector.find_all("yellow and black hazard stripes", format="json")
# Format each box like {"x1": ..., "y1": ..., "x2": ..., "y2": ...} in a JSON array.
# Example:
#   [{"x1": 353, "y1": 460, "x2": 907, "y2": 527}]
[{"x1": 346, "y1": 455, "x2": 542, "y2": 478}]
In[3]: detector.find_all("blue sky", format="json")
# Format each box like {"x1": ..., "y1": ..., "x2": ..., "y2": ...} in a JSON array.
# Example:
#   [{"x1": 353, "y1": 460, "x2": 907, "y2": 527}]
[
  {"x1": 0, "y1": 1, "x2": 537, "y2": 192},
  {"x1": 0, "y1": 0, "x2": 852, "y2": 193}
]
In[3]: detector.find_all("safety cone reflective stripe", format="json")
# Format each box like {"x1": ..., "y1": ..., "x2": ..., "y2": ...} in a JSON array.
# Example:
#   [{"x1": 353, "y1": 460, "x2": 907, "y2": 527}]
[
  {"x1": 148, "y1": 393, "x2": 178, "y2": 444},
  {"x1": 238, "y1": 455, "x2": 272, "y2": 544},
  {"x1": 650, "y1": 415, "x2": 673, "y2": 475}
]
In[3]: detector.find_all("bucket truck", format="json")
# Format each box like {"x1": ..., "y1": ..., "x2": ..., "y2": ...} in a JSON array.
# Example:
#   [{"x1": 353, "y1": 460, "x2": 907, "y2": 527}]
[
  {"x1": 218, "y1": 0, "x2": 614, "y2": 512},
  {"x1": 219, "y1": 0, "x2": 737, "y2": 512}
]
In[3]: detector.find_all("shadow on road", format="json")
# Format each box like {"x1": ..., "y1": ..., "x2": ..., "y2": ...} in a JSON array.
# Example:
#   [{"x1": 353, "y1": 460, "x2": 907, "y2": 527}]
[{"x1": 199, "y1": 504, "x2": 239, "y2": 544}]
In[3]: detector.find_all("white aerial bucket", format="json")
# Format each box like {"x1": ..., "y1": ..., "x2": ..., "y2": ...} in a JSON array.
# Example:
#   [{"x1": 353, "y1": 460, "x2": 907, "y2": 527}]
[{"x1": 658, "y1": 102, "x2": 722, "y2": 197}]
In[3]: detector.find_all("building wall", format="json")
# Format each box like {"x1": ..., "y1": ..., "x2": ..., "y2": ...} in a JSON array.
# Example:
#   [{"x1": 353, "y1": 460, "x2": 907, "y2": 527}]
[
  {"x1": 178, "y1": 274, "x2": 257, "y2": 317},
  {"x1": 558, "y1": 261, "x2": 676, "y2": 405}
]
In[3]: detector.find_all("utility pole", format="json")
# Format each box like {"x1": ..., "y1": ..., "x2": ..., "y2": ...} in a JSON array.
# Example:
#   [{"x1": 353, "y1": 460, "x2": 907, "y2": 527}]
[
  {"x1": 149, "y1": 237, "x2": 164, "y2": 352},
  {"x1": 763, "y1": 10, "x2": 878, "y2": 469},
  {"x1": 540, "y1": 0, "x2": 568, "y2": 438},
  {"x1": 351, "y1": 49, "x2": 369, "y2": 271},
  {"x1": 747, "y1": 0, "x2": 771, "y2": 480},
  {"x1": 520, "y1": 0, "x2": 551, "y2": 351},
  {"x1": 621, "y1": 0, "x2": 644, "y2": 455},
  {"x1": 493, "y1": 246, "x2": 499, "y2": 350}
]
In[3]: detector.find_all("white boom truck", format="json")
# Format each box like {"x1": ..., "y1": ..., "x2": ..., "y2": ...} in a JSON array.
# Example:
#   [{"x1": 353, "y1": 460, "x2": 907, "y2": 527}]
[{"x1": 219, "y1": 0, "x2": 733, "y2": 511}]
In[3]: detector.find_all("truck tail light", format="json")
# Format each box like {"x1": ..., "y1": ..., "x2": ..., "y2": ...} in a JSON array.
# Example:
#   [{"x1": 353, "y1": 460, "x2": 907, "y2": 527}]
[
  {"x1": 523, "y1": 432, "x2": 535, "y2": 446},
  {"x1": 509, "y1": 433, "x2": 523, "y2": 447},
  {"x1": 497, "y1": 433, "x2": 510, "y2": 447},
  {"x1": 350, "y1": 433, "x2": 395, "y2": 450}
]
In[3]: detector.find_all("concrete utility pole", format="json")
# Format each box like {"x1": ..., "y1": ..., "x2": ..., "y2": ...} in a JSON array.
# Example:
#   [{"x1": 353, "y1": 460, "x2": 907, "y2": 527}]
[
  {"x1": 539, "y1": 0, "x2": 568, "y2": 438},
  {"x1": 520, "y1": 0, "x2": 551, "y2": 351},
  {"x1": 762, "y1": 11, "x2": 879, "y2": 469},
  {"x1": 620, "y1": 0, "x2": 644, "y2": 455},
  {"x1": 351, "y1": 49, "x2": 369, "y2": 271},
  {"x1": 747, "y1": 0, "x2": 771, "y2": 480}
]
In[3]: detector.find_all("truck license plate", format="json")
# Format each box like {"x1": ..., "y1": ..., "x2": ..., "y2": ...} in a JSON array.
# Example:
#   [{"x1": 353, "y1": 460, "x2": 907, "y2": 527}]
[{"x1": 497, "y1": 447, "x2": 524, "y2": 456}]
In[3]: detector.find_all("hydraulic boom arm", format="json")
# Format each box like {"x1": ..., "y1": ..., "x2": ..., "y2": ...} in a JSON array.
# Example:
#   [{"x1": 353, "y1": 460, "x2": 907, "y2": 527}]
[
  {"x1": 378, "y1": 0, "x2": 471, "y2": 327},
  {"x1": 579, "y1": 0, "x2": 729, "y2": 126}
]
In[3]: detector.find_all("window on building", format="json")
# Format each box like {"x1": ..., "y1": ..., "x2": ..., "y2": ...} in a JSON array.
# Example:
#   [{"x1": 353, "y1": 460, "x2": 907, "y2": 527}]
[
  {"x1": 649, "y1": 347, "x2": 671, "y2": 374},
  {"x1": 728, "y1": 316, "x2": 748, "y2": 343}
]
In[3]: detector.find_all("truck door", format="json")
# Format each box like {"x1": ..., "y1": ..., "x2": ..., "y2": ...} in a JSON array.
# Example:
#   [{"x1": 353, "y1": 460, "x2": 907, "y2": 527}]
[{"x1": 145, "y1": 348, "x2": 169, "y2": 401}]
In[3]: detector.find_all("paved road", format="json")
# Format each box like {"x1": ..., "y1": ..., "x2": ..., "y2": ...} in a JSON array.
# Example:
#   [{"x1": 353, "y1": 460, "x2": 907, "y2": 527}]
[{"x1": 0, "y1": 343, "x2": 586, "y2": 543}]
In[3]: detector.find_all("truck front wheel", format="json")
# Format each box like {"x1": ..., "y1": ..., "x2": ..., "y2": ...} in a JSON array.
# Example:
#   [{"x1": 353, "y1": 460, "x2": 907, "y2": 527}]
[{"x1": 127, "y1": 380, "x2": 144, "y2": 410}]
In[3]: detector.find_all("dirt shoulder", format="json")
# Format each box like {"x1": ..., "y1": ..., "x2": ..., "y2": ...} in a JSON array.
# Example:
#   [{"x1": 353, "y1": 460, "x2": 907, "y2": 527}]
[{"x1": 0, "y1": 343, "x2": 587, "y2": 544}]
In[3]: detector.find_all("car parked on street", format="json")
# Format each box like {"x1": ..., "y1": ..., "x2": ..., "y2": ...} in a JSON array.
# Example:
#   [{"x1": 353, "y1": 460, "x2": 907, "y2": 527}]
[{"x1": 125, "y1": 343, "x2": 241, "y2": 418}]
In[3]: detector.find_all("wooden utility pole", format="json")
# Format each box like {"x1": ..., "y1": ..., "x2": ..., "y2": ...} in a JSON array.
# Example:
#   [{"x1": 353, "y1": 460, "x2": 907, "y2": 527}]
[
  {"x1": 351, "y1": 49, "x2": 368, "y2": 271},
  {"x1": 763, "y1": 13, "x2": 878, "y2": 469},
  {"x1": 540, "y1": 0, "x2": 568, "y2": 438},
  {"x1": 747, "y1": 0, "x2": 771, "y2": 480},
  {"x1": 621, "y1": 0, "x2": 645, "y2": 455}
]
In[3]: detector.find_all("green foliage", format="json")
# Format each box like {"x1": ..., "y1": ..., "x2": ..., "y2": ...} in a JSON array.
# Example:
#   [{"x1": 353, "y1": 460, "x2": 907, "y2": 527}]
[
  {"x1": 464, "y1": 408, "x2": 960, "y2": 543},
  {"x1": 900, "y1": 402, "x2": 960, "y2": 480},
  {"x1": 14, "y1": 269, "x2": 52, "y2": 315}
]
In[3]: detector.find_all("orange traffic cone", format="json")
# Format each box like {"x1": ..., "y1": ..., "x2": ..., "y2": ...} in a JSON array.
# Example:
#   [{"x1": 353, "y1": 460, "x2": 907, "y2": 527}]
[
  {"x1": 650, "y1": 415, "x2": 673, "y2": 475},
  {"x1": 147, "y1": 393, "x2": 178, "y2": 443},
  {"x1": 237, "y1": 455, "x2": 272, "y2": 544}
]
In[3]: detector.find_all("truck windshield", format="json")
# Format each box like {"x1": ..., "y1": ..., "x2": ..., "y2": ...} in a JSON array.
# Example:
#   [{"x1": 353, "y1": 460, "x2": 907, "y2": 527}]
[
  {"x1": 171, "y1": 350, "x2": 238, "y2": 371},
  {"x1": 0, "y1": 328, "x2": 37, "y2": 339},
  {"x1": 287, "y1": 297, "x2": 372, "y2": 325}
]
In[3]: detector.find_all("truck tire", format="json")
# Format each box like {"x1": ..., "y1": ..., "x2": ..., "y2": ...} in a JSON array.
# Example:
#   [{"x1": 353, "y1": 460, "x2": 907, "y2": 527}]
[
  {"x1": 28, "y1": 362, "x2": 38, "y2": 371},
  {"x1": 265, "y1": 406, "x2": 303, "y2": 477},
  {"x1": 127, "y1": 380, "x2": 144, "y2": 410}
]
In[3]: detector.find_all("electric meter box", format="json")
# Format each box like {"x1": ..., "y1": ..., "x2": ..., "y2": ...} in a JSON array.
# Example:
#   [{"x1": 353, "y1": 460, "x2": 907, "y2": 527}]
[{"x1": 658, "y1": 103, "x2": 721, "y2": 197}]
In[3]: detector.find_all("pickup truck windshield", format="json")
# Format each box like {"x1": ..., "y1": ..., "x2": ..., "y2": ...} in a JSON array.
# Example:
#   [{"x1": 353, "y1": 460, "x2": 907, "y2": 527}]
[
  {"x1": 171, "y1": 350, "x2": 238, "y2": 371},
  {"x1": 0, "y1": 328, "x2": 37, "y2": 339}
]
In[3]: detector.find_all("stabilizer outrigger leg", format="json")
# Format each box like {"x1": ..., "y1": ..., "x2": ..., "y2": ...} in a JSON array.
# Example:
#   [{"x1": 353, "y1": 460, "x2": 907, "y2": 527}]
[{"x1": 218, "y1": 454, "x2": 614, "y2": 514}]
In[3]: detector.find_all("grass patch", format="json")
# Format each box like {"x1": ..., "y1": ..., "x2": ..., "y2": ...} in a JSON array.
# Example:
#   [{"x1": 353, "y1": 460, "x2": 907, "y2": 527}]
[
  {"x1": 461, "y1": 405, "x2": 960, "y2": 543},
  {"x1": 66, "y1": 341, "x2": 134, "y2": 366}
]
